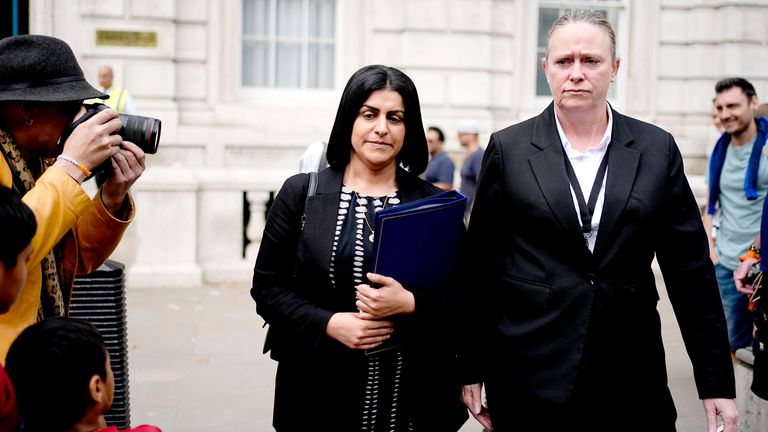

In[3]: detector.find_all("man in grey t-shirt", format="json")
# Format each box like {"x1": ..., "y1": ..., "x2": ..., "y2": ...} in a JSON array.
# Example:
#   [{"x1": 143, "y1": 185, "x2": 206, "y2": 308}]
[{"x1": 706, "y1": 77, "x2": 768, "y2": 358}]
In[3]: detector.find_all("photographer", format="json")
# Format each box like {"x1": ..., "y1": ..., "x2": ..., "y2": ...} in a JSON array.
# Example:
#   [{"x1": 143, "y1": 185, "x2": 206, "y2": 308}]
[{"x1": 0, "y1": 35, "x2": 145, "y2": 360}]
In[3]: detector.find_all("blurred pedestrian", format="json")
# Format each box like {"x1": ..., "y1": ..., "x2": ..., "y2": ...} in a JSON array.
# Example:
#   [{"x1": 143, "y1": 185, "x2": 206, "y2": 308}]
[
  {"x1": 705, "y1": 78, "x2": 767, "y2": 360},
  {"x1": 97, "y1": 65, "x2": 136, "y2": 114},
  {"x1": 425, "y1": 126, "x2": 454, "y2": 191},
  {"x1": 457, "y1": 119, "x2": 482, "y2": 220},
  {"x1": 459, "y1": 9, "x2": 737, "y2": 432}
]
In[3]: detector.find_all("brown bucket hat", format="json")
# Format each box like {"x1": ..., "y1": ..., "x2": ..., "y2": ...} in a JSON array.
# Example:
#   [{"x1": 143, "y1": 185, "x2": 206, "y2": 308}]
[{"x1": 0, "y1": 34, "x2": 108, "y2": 102}]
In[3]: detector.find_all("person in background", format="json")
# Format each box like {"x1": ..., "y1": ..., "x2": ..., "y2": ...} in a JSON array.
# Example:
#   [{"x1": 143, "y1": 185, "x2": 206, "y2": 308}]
[
  {"x1": 0, "y1": 35, "x2": 144, "y2": 360},
  {"x1": 0, "y1": 185, "x2": 37, "y2": 431},
  {"x1": 457, "y1": 119, "x2": 483, "y2": 220},
  {"x1": 459, "y1": 9, "x2": 737, "y2": 432},
  {"x1": 251, "y1": 64, "x2": 467, "y2": 432},
  {"x1": 713, "y1": 98, "x2": 725, "y2": 133},
  {"x1": 5, "y1": 318, "x2": 161, "y2": 432},
  {"x1": 733, "y1": 203, "x2": 768, "y2": 401},
  {"x1": 758, "y1": 103, "x2": 768, "y2": 119},
  {"x1": 425, "y1": 126, "x2": 454, "y2": 191},
  {"x1": 704, "y1": 78, "x2": 767, "y2": 361},
  {"x1": 297, "y1": 141, "x2": 329, "y2": 174},
  {"x1": 96, "y1": 65, "x2": 136, "y2": 115}
]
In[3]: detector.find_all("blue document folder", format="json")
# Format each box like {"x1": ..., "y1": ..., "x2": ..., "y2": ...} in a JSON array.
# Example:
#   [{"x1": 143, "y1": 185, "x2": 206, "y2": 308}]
[
  {"x1": 372, "y1": 190, "x2": 467, "y2": 290},
  {"x1": 365, "y1": 190, "x2": 467, "y2": 354}
]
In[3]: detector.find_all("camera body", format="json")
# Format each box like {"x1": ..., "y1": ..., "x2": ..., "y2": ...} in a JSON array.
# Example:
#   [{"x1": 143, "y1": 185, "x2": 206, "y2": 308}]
[{"x1": 58, "y1": 103, "x2": 161, "y2": 177}]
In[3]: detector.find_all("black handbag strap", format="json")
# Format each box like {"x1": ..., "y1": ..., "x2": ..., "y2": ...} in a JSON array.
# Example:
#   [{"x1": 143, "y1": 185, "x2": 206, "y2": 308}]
[{"x1": 301, "y1": 171, "x2": 318, "y2": 231}]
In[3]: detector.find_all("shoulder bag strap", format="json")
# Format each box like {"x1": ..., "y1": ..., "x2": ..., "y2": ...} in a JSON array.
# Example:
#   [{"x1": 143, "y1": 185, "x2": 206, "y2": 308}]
[{"x1": 301, "y1": 171, "x2": 318, "y2": 231}]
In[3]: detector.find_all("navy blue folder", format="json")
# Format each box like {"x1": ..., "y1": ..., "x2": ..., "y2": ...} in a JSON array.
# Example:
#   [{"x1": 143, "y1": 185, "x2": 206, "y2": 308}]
[
  {"x1": 365, "y1": 190, "x2": 467, "y2": 354},
  {"x1": 372, "y1": 190, "x2": 467, "y2": 289}
]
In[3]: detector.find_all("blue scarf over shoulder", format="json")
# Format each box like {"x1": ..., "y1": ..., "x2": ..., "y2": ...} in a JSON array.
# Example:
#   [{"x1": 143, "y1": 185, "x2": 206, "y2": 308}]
[{"x1": 707, "y1": 116, "x2": 768, "y2": 215}]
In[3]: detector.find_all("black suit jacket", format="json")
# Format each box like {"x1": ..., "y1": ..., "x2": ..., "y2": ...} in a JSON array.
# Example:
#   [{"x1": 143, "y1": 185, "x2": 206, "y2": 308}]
[
  {"x1": 461, "y1": 104, "x2": 734, "y2": 420},
  {"x1": 252, "y1": 167, "x2": 467, "y2": 431}
]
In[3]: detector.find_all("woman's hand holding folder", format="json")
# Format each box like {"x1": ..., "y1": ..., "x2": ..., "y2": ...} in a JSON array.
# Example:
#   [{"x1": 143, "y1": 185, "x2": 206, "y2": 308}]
[{"x1": 355, "y1": 272, "x2": 416, "y2": 319}]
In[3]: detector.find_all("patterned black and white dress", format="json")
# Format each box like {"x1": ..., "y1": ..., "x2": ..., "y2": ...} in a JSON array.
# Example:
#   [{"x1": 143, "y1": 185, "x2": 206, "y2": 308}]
[{"x1": 330, "y1": 185, "x2": 414, "y2": 432}]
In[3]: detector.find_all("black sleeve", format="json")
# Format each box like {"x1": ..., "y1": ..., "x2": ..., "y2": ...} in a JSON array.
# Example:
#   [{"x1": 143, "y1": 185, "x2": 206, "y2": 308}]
[
  {"x1": 457, "y1": 133, "x2": 507, "y2": 384},
  {"x1": 655, "y1": 134, "x2": 736, "y2": 399},
  {"x1": 250, "y1": 174, "x2": 335, "y2": 352}
]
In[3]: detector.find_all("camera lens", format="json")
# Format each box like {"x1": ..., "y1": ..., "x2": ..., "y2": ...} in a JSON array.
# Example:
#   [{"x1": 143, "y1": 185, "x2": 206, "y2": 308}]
[{"x1": 118, "y1": 114, "x2": 161, "y2": 154}]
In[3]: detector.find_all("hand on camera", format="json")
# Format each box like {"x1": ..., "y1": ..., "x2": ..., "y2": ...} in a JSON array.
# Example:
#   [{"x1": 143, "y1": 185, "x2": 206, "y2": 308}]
[
  {"x1": 101, "y1": 141, "x2": 145, "y2": 216},
  {"x1": 61, "y1": 107, "x2": 122, "y2": 170}
]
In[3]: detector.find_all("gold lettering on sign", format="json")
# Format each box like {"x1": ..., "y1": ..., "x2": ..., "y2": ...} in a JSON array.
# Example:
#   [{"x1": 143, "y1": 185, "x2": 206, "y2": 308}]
[{"x1": 96, "y1": 30, "x2": 158, "y2": 47}]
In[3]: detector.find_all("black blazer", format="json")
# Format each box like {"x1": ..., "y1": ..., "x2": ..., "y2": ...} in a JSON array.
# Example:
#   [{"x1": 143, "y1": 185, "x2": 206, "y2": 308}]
[
  {"x1": 460, "y1": 104, "x2": 735, "y2": 417},
  {"x1": 252, "y1": 167, "x2": 467, "y2": 431}
]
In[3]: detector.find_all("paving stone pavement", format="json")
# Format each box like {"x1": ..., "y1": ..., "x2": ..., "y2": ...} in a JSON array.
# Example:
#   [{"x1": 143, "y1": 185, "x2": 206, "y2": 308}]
[{"x1": 125, "y1": 275, "x2": 710, "y2": 431}]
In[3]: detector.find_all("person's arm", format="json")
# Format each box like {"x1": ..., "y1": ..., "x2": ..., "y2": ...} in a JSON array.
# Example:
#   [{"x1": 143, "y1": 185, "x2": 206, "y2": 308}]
[
  {"x1": 654, "y1": 133, "x2": 737, "y2": 428},
  {"x1": 734, "y1": 237, "x2": 760, "y2": 295},
  {"x1": 251, "y1": 174, "x2": 337, "y2": 351},
  {"x1": 702, "y1": 212, "x2": 718, "y2": 264},
  {"x1": 16, "y1": 108, "x2": 124, "y2": 269},
  {"x1": 458, "y1": 135, "x2": 505, "y2": 429}
]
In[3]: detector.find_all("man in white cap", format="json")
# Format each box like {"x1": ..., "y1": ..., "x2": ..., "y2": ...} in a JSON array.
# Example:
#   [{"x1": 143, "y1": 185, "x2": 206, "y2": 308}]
[{"x1": 458, "y1": 119, "x2": 483, "y2": 221}]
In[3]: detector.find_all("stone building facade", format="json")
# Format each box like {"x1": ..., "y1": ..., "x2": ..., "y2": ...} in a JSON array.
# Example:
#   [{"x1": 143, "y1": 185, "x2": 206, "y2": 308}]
[{"x1": 24, "y1": 0, "x2": 768, "y2": 287}]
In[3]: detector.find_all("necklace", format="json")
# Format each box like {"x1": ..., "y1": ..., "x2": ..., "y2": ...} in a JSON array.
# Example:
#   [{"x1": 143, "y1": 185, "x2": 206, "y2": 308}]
[{"x1": 353, "y1": 191, "x2": 390, "y2": 243}]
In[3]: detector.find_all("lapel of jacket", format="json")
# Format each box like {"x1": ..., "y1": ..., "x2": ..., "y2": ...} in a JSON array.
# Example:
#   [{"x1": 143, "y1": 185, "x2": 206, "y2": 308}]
[
  {"x1": 592, "y1": 109, "x2": 640, "y2": 260},
  {"x1": 302, "y1": 168, "x2": 343, "y2": 270},
  {"x1": 528, "y1": 104, "x2": 589, "y2": 252}
]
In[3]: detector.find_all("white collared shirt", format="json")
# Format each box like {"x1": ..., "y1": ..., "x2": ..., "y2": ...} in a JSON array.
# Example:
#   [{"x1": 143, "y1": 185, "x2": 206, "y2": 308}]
[{"x1": 554, "y1": 103, "x2": 613, "y2": 252}]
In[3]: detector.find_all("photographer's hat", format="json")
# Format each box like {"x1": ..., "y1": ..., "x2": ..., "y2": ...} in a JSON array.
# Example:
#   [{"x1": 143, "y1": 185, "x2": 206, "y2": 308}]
[{"x1": 0, "y1": 35, "x2": 108, "y2": 102}]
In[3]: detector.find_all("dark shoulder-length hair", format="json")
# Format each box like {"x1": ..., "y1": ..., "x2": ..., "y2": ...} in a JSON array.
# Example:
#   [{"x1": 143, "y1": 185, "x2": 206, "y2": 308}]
[{"x1": 326, "y1": 65, "x2": 428, "y2": 175}]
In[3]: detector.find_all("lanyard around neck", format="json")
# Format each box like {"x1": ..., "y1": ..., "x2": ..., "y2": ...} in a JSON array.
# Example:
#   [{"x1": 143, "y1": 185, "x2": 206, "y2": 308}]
[{"x1": 562, "y1": 145, "x2": 611, "y2": 241}]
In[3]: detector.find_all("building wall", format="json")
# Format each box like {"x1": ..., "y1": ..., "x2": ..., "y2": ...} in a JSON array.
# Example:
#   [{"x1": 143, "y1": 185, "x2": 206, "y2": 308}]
[{"x1": 28, "y1": 0, "x2": 768, "y2": 286}]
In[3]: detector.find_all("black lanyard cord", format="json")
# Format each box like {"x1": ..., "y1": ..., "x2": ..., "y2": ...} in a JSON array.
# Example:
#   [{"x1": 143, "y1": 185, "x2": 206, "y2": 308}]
[{"x1": 562, "y1": 145, "x2": 610, "y2": 235}]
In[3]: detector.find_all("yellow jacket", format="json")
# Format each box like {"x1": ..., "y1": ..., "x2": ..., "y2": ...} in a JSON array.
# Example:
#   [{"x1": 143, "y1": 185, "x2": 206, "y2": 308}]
[{"x1": 0, "y1": 156, "x2": 134, "y2": 360}]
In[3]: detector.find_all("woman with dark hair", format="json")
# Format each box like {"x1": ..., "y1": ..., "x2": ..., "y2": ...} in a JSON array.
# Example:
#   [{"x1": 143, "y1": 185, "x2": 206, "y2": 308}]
[{"x1": 251, "y1": 65, "x2": 467, "y2": 431}]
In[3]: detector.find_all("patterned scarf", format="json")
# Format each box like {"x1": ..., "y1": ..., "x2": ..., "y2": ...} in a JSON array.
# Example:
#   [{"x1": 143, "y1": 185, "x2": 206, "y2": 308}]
[{"x1": 0, "y1": 129, "x2": 65, "y2": 320}]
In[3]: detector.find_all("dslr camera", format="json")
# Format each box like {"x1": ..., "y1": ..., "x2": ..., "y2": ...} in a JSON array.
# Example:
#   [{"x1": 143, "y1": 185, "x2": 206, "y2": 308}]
[{"x1": 59, "y1": 103, "x2": 161, "y2": 176}]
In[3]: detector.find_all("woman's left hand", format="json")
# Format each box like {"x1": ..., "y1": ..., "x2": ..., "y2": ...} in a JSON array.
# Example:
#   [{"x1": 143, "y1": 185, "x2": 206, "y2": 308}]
[
  {"x1": 101, "y1": 141, "x2": 146, "y2": 217},
  {"x1": 355, "y1": 273, "x2": 415, "y2": 319}
]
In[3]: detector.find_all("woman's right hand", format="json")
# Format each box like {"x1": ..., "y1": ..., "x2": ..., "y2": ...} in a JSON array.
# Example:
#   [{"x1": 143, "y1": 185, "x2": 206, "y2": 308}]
[
  {"x1": 62, "y1": 107, "x2": 123, "y2": 170},
  {"x1": 325, "y1": 312, "x2": 393, "y2": 350}
]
